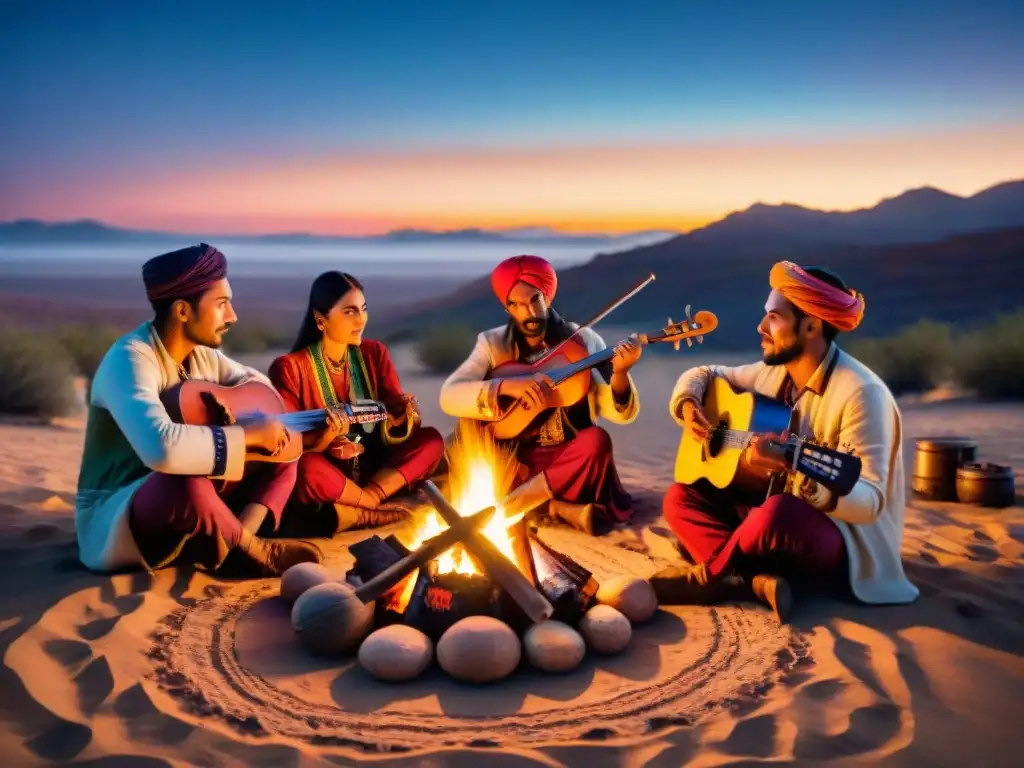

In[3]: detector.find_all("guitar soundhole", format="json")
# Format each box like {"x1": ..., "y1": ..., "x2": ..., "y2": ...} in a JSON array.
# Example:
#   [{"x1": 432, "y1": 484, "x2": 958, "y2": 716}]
[{"x1": 707, "y1": 419, "x2": 726, "y2": 458}]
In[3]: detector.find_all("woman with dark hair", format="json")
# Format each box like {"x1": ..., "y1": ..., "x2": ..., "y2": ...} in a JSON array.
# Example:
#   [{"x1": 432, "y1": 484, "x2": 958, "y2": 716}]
[{"x1": 269, "y1": 271, "x2": 445, "y2": 531}]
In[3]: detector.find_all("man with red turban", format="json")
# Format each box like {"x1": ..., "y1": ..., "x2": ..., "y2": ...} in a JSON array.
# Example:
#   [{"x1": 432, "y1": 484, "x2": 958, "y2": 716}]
[
  {"x1": 653, "y1": 263, "x2": 918, "y2": 622},
  {"x1": 439, "y1": 254, "x2": 643, "y2": 534},
  {"x1": 75, "y1": 244, "x2": 322, "y2": 577}
]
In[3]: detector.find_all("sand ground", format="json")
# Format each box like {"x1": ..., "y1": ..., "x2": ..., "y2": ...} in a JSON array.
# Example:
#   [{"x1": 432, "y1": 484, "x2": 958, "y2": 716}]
[{"x1": 1, "y1": 349, "x2": 1022, "y2": 766}]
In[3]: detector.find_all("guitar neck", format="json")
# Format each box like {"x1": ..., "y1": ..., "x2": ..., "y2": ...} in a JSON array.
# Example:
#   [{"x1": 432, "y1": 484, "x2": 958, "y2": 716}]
[
  {"x1": 708, "y1": 426, "x2": 861, "y2": 495},
  {"x1": 277, "y1": 409, "x2": 330, "y2": 433},
  {"x1": 276, "y1": 402, "x2": 389, "y2": 433}
]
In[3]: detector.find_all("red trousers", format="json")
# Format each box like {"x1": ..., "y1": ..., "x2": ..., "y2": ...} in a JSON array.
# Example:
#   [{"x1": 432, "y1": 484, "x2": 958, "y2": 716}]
[
  {"x1": 128, "y1": 461, "x2": 297, "y2": 570},
  {"x1": 662, "y1": 481, "x2": 847, "y2": 583},
  {"x1": 516, "y1": 426, "x2": 633, "y2": 524},
  {"x1": 294, "y1": 426, "x2": 445, "y2": 506}
]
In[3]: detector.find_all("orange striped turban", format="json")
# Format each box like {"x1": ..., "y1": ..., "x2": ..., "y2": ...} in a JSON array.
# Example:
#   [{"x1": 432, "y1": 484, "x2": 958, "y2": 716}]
[{"x1": 769, "y1": 261, "x2": 865, "y2": 332}]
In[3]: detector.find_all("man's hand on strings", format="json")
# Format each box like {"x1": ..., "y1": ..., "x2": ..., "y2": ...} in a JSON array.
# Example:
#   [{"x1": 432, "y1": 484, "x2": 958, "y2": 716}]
[
  {"x1": 499, "y1": 373, "x2": 554, "y2": 411},
  {"x1": 679, "y1": 399, "x2": 711, "y2": 441}
]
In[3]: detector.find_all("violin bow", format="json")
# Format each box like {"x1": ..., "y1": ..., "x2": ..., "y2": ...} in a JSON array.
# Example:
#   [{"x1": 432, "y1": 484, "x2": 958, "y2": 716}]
[{"x1": 535, "y1": 272, "x2": 656, "y2": 365}]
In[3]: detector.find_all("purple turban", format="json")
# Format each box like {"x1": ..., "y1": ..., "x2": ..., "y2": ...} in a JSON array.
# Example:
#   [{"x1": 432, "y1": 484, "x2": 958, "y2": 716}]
[{"x1": 143, "y1": 243, "x2": 227, "y2": 303}]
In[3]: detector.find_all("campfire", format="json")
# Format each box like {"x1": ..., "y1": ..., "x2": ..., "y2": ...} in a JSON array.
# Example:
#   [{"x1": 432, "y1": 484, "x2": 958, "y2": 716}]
[{"x1": 284, "y1": 423, "x2": 658, "y2": 684}]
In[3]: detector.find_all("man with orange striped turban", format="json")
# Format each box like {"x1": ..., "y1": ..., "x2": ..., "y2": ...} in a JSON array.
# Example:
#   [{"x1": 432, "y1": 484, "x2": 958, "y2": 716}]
[
  {"x1": 440, "y1": 254, "x2": 643, "y2": 535},
  {"x1": 654, "y1": 262, "x2": 918, "y2": 622}
]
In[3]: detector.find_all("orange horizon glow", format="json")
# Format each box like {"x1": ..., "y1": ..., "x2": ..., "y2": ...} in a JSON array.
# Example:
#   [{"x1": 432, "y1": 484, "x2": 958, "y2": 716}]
[{"x1": 10, "y1": 124, "x2": 1024, "y2": 237}]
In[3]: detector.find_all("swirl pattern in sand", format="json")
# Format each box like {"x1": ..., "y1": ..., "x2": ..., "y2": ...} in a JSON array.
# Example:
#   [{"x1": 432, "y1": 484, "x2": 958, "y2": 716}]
[{"x1": 145, "y1": 528, "x2": 809, "y2": 753}]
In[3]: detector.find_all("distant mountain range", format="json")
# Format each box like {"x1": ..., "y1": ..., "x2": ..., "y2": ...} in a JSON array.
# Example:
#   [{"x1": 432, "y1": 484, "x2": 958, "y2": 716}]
[
  {"x1": 0, "y1": 218, "x2": 678, "y2": 248},
  {"x1": 653, "y1": 178, "x2": 1024, "y2": 256},
  {"x1": 4, "y1": 179, "x2": 1019, "y2": 253},
  {"x1": 379, "y1": 179, "x2": 1024, "y2": 348}
]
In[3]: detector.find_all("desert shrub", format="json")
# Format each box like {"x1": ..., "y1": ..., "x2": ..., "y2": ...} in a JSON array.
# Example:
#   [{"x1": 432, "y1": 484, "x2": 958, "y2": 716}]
[
  {"x1": 952, "y1": 310, "x2": 1024, "y2": 400},
  {"x1": 54, "y1": 324, "x2": 122, "y2": 381},
  {"x1": 846, "y1": 320, "x2": 953, "y2": 395},
  {"x1": 0, "y1": 328, "x2": 78, "y2": 418},
  {"x1": 222, "y1": 324, "x2": 288, "y2": 354},
  {"x1": 415, "y1": 324, "x2": 477, "y2": 374}
]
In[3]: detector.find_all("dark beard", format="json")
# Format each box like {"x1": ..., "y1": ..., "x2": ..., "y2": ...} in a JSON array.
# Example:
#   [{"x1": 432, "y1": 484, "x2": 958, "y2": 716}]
[
  {"x1": 519, "y1": 318, "x2": 547, "y2": 337},
  {"x1": 187, "y1": 322, "x2": 230, "y2": 349},
  {"x1": 763, "y1": 338, "x2": 802, "y2": 365},
  {"x1": 507, "y1": 307, "x2": 615, "y2": 383}
]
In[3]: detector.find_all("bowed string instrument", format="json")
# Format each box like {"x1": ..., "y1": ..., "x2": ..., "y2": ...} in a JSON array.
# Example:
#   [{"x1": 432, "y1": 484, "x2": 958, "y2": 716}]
[{"x1": 485, "y1": 272, "x2": 719, "y2": 440}]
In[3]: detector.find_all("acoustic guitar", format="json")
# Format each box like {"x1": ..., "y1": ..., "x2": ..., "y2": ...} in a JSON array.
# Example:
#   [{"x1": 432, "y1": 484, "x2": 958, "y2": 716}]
[
  {"x1": 673, "y1": 377, "x2": 862, "y2": 501},
  {"x1": 485, "y1": 307, "x2": 718, "y2": 441},
  {"x1": 160, "y1": 379, "x2": 389, "y2": 464}
]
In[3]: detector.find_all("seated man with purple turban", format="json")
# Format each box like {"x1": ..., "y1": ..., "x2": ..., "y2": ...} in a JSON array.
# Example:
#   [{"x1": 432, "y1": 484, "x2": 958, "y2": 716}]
[{"x1": 74, "y1": 244, "x2": 322, "y2": 577}]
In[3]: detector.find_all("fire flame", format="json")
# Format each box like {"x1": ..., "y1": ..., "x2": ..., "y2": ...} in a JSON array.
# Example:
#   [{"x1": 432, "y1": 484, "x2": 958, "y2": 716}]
[{"x1": 403, "y1": 422, "x2": 525, "y2": 576}]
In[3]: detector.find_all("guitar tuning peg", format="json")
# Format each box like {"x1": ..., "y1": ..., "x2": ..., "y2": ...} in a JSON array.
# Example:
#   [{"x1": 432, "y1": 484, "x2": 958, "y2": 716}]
[
  {"x1": 686, "y1": 338, "x2": 693, "y2": 347},
  {"x1": 697, "y1": 335, "x2": 704, "y2": 344}
]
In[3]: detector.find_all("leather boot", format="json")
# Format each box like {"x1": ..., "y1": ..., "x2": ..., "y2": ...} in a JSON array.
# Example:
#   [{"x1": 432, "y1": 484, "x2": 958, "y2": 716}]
[
  {"x1": 334, "y1": 503, "x2": 409, "y2": 532},
  {"x1": 365, "y1": 467, "x2": 408, "y2": 506},
  {"x1": 225, "y1": 535, "x2": 323, "y2": 578},
  {"x1": 548, "y1": 500, "x2": 595, "y2": 534},
  {"x1": 257, "y1": 538, "x2": 323, "y2": 575},
  {"x1": 336, "y1": 480, "x2": 380, "y2": 509},
  {"x1": 502, "y1": 473, "x2": 554, "y2": 519},
  {"x1": 750, "y1": 574, "x2": 793, "y2": 623},
  {"x1": 649, "y1": 562, "x2": 726, "y2": 605},
  {"x1": 334, "y1": 480, "x2": 409, "y2": 531}
]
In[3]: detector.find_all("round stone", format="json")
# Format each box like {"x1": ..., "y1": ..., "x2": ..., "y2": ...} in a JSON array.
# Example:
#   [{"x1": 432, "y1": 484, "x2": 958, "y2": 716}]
[
  {"x1": 578, "y1": 604, "x2": 631, "y2": 654},
  {"x1": 523, "y1": 620, "x2": 586, "y2": 673},
  {"x1": 436, "y1": 616, "x2": 522, "y2": 683},
  {"x1": 291, "y1": 582, "x2": 374, "y2": 656},
  {"x1": 596, "y1": 575, "x2": 658, "y2": 624},
  {"x1": 280, "y1": 562, "x2": 335, "y2": 604},
  {"x1": 358, "y1": 625, "x2": 434, "y2": 681}
]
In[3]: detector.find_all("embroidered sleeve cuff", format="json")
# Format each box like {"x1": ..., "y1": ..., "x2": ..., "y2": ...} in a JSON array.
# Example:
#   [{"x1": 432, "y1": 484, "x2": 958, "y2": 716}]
[
  {"x1": 211, "y1": 427, "x2": 228, "y2": 476},
  {"x1": 613, "y1": 383, "x2": 636, "y2": 412},
  {"x1": 214, "y1": 425, "x2": 246, "y2": 481},
  {"x1": 476, "y1": 380, "x2": 501, "y2": 420}
]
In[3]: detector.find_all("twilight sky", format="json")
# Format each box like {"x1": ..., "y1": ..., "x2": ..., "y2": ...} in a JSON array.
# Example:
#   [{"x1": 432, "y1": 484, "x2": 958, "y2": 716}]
[{"x1": 1, "y1": 0, "x2": 1023, "y2": 234}]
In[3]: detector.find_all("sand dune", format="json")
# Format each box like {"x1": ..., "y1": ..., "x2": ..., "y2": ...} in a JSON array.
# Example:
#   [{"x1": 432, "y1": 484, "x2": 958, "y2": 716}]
[{"x1": 1, "y1": 352, "x2": 1022, "y2": 766}]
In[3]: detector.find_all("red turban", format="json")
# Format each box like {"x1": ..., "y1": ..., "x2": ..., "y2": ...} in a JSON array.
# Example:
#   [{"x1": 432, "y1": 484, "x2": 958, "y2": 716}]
[
  {"x1": 769, "y1": 261, "x2": 865, "y2": 332},
  {"x1": 490, "y1": 254, "x2": 557, "y2": 304},
  {"x1": 143, "y1": 243, "x2": 228, "y2": 304}
]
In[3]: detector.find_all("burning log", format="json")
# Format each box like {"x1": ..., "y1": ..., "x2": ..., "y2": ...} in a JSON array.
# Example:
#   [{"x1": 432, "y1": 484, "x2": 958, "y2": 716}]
[
  {"x1": 346, "y1": 535, "x2": 412, "y2": 627},
  {"x1": 402, "y1": 565, "x2": 503, "y2": 640},
  {"x1": 529, "y1": 536, "x2": 599, "y2": 625},
  {"x1": 422, "y1": 481, "x2": 554, "y2": 624},
  {"x1": 349, "y1": 505, "x2": 498, "y2": 603}
]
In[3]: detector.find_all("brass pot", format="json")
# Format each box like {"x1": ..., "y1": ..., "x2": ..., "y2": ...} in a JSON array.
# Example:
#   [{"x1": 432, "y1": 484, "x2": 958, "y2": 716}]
[
  {"x1": 912, "y1": 437, "x2": 978, "y2": 501},
  {"x1": 956, "y1": 462, "x2": 1016, "y2": 508}
]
